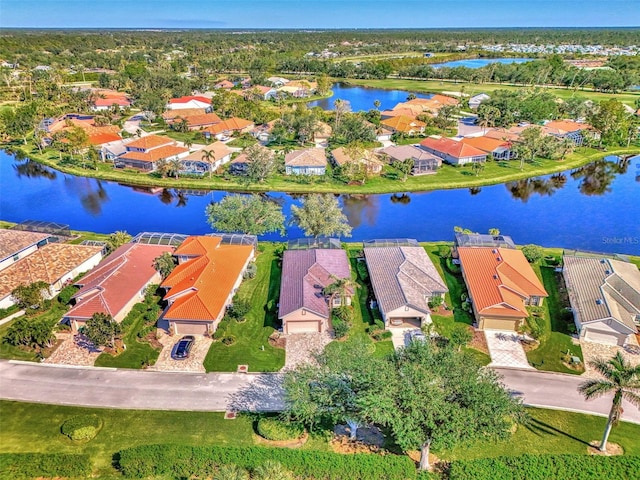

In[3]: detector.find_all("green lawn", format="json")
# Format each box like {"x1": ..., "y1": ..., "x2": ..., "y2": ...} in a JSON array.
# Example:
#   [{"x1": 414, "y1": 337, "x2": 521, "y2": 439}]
[
  {"x1": 526, "y1": 262, "x2": 584, "y2": 374},
  {"x1": 203, "y1": 244, "x2": 286, "y2": 372},
  {"x1": 442, "y1": 407, "x2": 640, "y2": 460}
]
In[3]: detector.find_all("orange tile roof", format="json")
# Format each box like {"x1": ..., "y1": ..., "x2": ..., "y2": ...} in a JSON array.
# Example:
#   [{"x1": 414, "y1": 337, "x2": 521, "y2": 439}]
[
  {"x1": 88, "y1": 132, "x2": 123, "y2": 146},
  {"x1": 162, "y1": 108, "x2": 207, "y2": 121},
  {"x1": 120, "y1": 145, "x2": 188, "y2": 163},
  {"x1": 0, "y1": 230, "x2": 51, "y2": 263},
  {"x1": 381, "y1": 108, "x2": 419, "y2": 118},
  {"x1": 161, "y1": 236, "x2": 253, "y2": 323},
  {"x1": 543, "y1": 120, "x2": 592, "y2": 134},
  {"x1": 203, "y1": 117, "x2": 254, "y2": 134},
  {"x1": 380, "y1": 115, "x2": 426, "y2": 133},
  {"x1": 457, "y1": 247, "x2": 548, "y2": 318},
  {"x1": 460, "y1": 136, "x2": 511, "y2": 153},
  {"x1": 126, "y1": 135, "x2": 174, "y2": 150},
  {"x1": 169, "y1": 95, "x2": 211, "y2": 105},
  {"x1": 183, "y1": 112, "x2": 222, "y2": 127},
  {"x1": 94, "y1": 97, "x2": 130, "y2": 107},
  {"x1": 420, "y1": 137, "x2": 487, "y2": 159}
]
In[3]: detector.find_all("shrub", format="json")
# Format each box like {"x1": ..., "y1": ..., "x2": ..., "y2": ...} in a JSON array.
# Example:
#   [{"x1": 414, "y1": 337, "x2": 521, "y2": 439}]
[
  {"x1": 333, "y1": 305, "x2": 354, "y2": 323},
  {"x1": 118, "y1": 444, "x2": 416, "y2": 480},
  {"x1": 61, "y1": 414, "x2": 101, "y2": 441},
  {"x1": 428, "y1": 296, "x2": 443, "y2": 310},
  {"x1": 0, "y1": 453, "x2": 92, "y2": 479},
  {"x1": 57, "y1": 285, "x2": 79, "y2": 305},
  {"x1": 256, "y1": 418, "x2": 304, "y2": 441},
  {"x1": 228, "y1": 296, "x2": 251, "y2": 320},
  {"x1": 243, "y1": 262, "x2": 258, "y2": 279},
  {"x1": 438, "y1": 245, "x2": 451, "y2": 258},
  {"x1": 221, "y1": 335, "x2": 236, "y2": 346},
  {"x1": 448, "y1": 454, "x2": 640, "y2": 480},
  {"x1": 332, "y1": 318, "x2": 349, "y2": 339},
  {"x1": 522, "y1": 244, "x2": 544, "y2": 263}
]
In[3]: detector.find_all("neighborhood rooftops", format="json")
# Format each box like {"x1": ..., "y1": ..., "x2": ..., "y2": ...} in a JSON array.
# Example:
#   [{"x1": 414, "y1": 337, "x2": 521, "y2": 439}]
[
  {"x1": 420, "y1": 136, "x2": 487, "y2": 159},
  {"x1": 182, "y1": 142, "x2": 233, "y2": 162},
  {"x1": 126, "y1": 135, "x2": 174, "y2": 151},
  {"x1": 0, "y1": 230, "x2": 51, "y2": 265},
  {"x1": 169, "y1": 95, "x2": 211, "y2": 105},
  {"x1": 457, "y1": 247, "x2": 548, "y2": 318},
  {"x1": 285, "y1": 148, "x2": 327, "y2": 167},
  {"x1": 120, "y1": 145, "x2": 189, "y2": 164}
]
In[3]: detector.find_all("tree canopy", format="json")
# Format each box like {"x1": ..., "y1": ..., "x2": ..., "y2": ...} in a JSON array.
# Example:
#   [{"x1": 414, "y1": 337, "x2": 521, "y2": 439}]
[
  {"x1": 290, "y1": 194, "x2": 352, "y2": 238},
  {"x1": 206, "y1": 194, "x2": 285, "y2": 236}
]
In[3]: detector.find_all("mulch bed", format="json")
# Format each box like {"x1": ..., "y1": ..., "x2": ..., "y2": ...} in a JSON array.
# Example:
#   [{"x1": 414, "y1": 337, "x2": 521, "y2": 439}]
[
  {"x1": 588, "y1": 441, "x2": 623, "y2": 456},
  {"x1": 469, "y1": 328, "x2": 489, "y2": 354},
  {"x1": 434, "y1": 305, "x2": 453, "y2": 317},
  {"x1": 268, "y1": 332, "x2": 286, "y2": 349},
  {"x1": 254, "y1": 431, "x2": 308, "y2": 449}
]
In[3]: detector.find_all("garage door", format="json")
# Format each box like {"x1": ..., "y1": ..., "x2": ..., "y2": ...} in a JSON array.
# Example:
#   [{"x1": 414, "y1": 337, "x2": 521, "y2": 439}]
[
  {"x1": 286, "y1": 320, "x2": 320, "y2": 334},
  {"x1": 482, "y1": 318, "x2": 518, "y2": 331},
  {"x1": 585, "y1": 329, "x2": 625, "y2": 346},
  {"x1": 388, "y1": 317, "x2": 421, "y2": 327},
  {"x1": 173, "y1": 321, "x2": 209, "y2": 335}
]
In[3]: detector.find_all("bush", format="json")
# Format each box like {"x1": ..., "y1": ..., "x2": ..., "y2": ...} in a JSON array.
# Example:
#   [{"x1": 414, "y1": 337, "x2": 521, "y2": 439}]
[
  {"x1": 448, "y1": 454, "x2": 640, "y2": 480},
  {"x1": 333, "y1": 305, "x2": 354, "y2": 323},
  {"x1": 61, "y1": 414, "x2": 101, "y2": 441},
  {"x1": 118, "y1": 444, "x2": 416, "y2": 480},
  {"x1": 243, "y1": 262, "x2": 258, "y2": 279},
  {"x1": 57, "y1": 285, "x2": 79, "y2": 305},
  {"x1": 332, "y1": 318, "x2": 349, "y2": 339},
  {"x1": 228, "y1": 296, "x2": 251, "y2": 320},
  {"x1": 257, "y1": 418, "x2": 304, "y2": 441},
  {"x1": 0, "y1": 453, "x2": 92, "y2": 479},
  {"x1": 221, "y1": 335, "x2": 236, "y2": 346},
  {"x1": 522, "y1": 244, "x2": 544, "y2": 263}
]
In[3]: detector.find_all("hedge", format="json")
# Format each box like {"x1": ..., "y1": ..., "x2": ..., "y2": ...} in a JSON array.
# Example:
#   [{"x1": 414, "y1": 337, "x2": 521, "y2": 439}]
[
  {"x1": 118, "y1": 444, "x2": 416, "y2": 480},
  {"x1": 0, "y1": 453, "x2": 92, "y2": 479},
  {"x1": 448, "y1": 454, "x2": 640, "y2": 480},
  {"x1": 257, "y1": 417, "x2": 304, "y2": 441},
  {"x1": 61, "y1": 414, "x2": 101, "y2": 440}
]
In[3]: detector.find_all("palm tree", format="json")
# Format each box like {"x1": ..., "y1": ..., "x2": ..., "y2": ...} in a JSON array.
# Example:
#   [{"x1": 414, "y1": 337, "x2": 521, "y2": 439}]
[
  {"x1": 201, "y1": 149, "x2": 215, "y2": 178},
  {"x1": 373, "y1": 99, "x2": 381, "y2": 110},
  {"x1": 323, "y1": 275, "x2": 355, "y2": 309},
  {"x1": 169, "y1": 158, "x2": 182, "y2": 179},
  {"x1": 213, "y1": 463, "x2": 248, "y2": 480},
  {"x1": 578, "y1": 352, "x2": 640, "y2": 452}
]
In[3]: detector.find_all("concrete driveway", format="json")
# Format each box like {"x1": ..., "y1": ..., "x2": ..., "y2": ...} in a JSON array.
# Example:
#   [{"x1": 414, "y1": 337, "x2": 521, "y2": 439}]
[
  {"x1": 390, "y1": 328, "x2": 413, "y2": 350},
  {"x1": 485, "y1": 330, "x2": 533, "y2": 369},
  {"x1": 149, "y1": 334, "x2": 212, "y2": 373}
]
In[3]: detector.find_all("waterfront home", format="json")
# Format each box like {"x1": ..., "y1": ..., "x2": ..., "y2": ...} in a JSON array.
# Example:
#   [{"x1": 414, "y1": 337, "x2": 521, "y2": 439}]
[
  {"x1": 179, "y1": 142, "x2": 233, "y2": 175},
  {"x1": 0, "y1": 241, "x2": 103, "y2": 309},
  {"x1": 202, "y1": 117, "x2": 255, "y2": 140},
  {"x1": 381, "y1": 104, "x2": 423, "y2": 119},
  {"x1": 541, "y1": 120, "x2": 596, "y2": 146},
  {"x1": 331, "y1": 147, "x2": 384, "y2": 175},
  {"x1": 364, "y1": 240, "x2": 448, "y2": 329},
  {"x1": 380, "y1": 115, "x2": 426, "y2": 136},
  {"x1": 0, "y1": 230, "x2": 52, "y2": 273},
  {"x1": 117, "y1": 135, "x2": 189, "y2": 172},
  {"x1": 166, "y1": 95, "x2": 212, "y2": 111},
  {"x1": 278, "y1": 80, "x2": 317, "y2": 98},
  {"x1": 267, "y1": 76, "x2": 290, "y2": 87},
  {"x1": 39, "y1": 113, "x2": 122, "y2": 147},
  {"x1": 483, "y1": 126, "x2": 527, "y2": 143},
  {"x1": 563, "y1": 255, "x2": 639, "y2": 346},
  {"x1": 419, "y1": 136, "x2": 487, "y2": 165},
  {"x1": 245, "y1": 85, "x2": 278, "y2": 101},
  {"x1": 457, "y1": 246, "x2": 547, "y2": 331},
  {"x1": 278, "y1": 247, "x2": 352, "y2": 334},
  {"x1": 284, "y1": 148, "x2": 327, "y2": 175},
  {"x1": 161, "y1": 236, "x2": 255, "y2": 335},
  {"x1": 63, "y1": 243, "x2": 173, "y2": 331},
  {"x1": 379, "y1": 145, "x2": 442, "y2": 175},
  {"x1": 460, "y1": 136, "x2": 517, "y2": 160}
]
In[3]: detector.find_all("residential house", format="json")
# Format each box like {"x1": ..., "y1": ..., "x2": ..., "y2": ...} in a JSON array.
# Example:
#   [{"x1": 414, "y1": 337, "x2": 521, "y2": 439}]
[
  {"x1": 419, "y1": 137, "x2": 488, "y2": 165},
  {"x1": 457, "y1": 246, "x2": 548, "y2": 331},
  {"x1": 63, "y1": 243, "x2": 173, "y2": 331},
  {"x1": 469, "y1": 93, "x2": 490, "y2": 110},
  {"x1": 380, "y1": 145, "x2": 442, "y2": 175},
  {"x1": 0, "y1": 242, "x2": 103, "y2": 309},
  {"x1": 39, "y1": 113, "x2": 122, "y2": 147},
  {"x1": 563, "y1": 256, "x2": 639, "y2": 346},
  {"x1": 202, "y1": 117, "x2": 255, "y2": 140},
  {"x1": 252, "y1": 119, "x2": 280, "y2": 143},
  {"x1": 180, "y1": 142, "x2": 233, "y2": 175},
  {"x1": 278, "y1": 80, "x2": 317, "y2": 98},
  {"x1": 454, "y1": 232, "x2": 516, "y2": 250},
  {"x1": 161, "y1": 236, "x2": 255, "y2": 335},
  {"x1": 100, "y1": 138, "x2": 134, "y2": 162},
  {"x1": 364, "y1": 242, "x2": 448, "y2": 328},
  {"x1": 541, "y1": 120, "x2": 596, "y2": 146},
  {"x1": 0, "y1": 230, "x2": 51, "y2": 272},
  {"x1": 228, "y1": 153, "x2": 251, "y2": 175},
  {"x1": 246, "y1": 85, "x2": 278, "y2": 101},
  {"x1": 483, "y1": 127, "x2": 526, "y2": 143},
  {"x1": 285, "y1": 148, "x2": 327, "y2": 175},
  {"x1": 91, "y1": 89, "x2": 131, "y2": 111},
  {"x1": 314, "y1": 121, "x2": 332, "y2": 146},
  {"x1": 331, "y1": 147, "x2": 384, "y2": 175},
  {"x1": 460, "y1": 136, "x2": 517, "y2": 160},
  {"x1": 117, "y1": 135, "x2": 189, "y2": 171},
  {"x1": 177, "y1": 112, "x2": 222, "y2": 131},
  {"x1": 166, "y1": 95, "x2": 212, "y2": 111},
  {"x1": 380, "y1": 104, "x2": 423, "y2": 120},
  {"x1": 267, "y1": 76, "x2": 290, "y2": 87},
  {"x1": 162, "y1": 108, "x2": 207, "y2": 124},
  {"x1": 278, "y1": 248, "x2": 353, "y2": 334},
  {"x1": 214, "y1": 80, "x2": 234, "y2": 90},
  {"x1": 380, "y1": 115, "x2": 426, "y2": 136}
]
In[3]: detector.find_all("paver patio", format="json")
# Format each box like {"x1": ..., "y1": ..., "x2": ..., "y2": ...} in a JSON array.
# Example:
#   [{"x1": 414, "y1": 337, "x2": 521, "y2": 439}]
[
  {"x1": 485, "y1": 330, "x2": 533, "y2": 369},
  {"x1": 283, "y1": 331, "x2": 333, "y2": 370},
  {"x1": 148, "y1": 331, "x2": 212, "y2": 373},
  {"x1": 43, "y1": 332, "x2": 103, "y2": 366}
]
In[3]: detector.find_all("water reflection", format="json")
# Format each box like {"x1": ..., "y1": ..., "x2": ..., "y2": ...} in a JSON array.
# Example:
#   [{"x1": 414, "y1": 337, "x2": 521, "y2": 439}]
[
  {"x1": 390, "y1": 193, "x2": 412, "y2": 204},
  {"x1": 342, "y1": 194, "x2": 380, "y2": 228},
  {"x1": 13, "y1": 160, "x2": 57, "y2": 180},
  {"x1": 571, "y1": 159, "x2": 618, "y2": 196},
  {"x1": 68, "y1": 178, "x2": 110, "y2": 216},
  {"x1": 469, "y1": 187, "x2": 482, "y2": 196}
]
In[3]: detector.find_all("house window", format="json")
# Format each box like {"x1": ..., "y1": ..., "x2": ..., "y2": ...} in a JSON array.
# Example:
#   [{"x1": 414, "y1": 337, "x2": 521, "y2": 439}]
[
  {"x1": 333, "y1": 297, "x2": 342, "y2": 307},
  {"x1": 13, "y1": 254, "x2": 19, "y2": 262}
]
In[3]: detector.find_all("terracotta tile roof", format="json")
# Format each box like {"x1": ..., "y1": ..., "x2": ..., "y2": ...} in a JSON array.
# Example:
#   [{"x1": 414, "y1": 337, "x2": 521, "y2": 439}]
[
  {"x1": 202, "y1": 117, "x2": 254, "y2": 135},
  {"x1": 126, "y1": 135, "x2": 174, "y2": 151},
  {"x1": 183, "y1": 142, "x2": 233, "y2": 162},
  {"x1": 0, "y1": 243, "x2": 103, "y2": 300},
  {"x1": 381, "y1": 108, "x2": 420, "y2": 118},
  {"x1": 484, "y1": 128, "x2": 524, "y2": 142},
  {"x1": 314, "y1": 121, "x2": 332, "y2": 139},
  {"x1": 183, "y1": 112, "x2": 221, "y2": 127},
  {"x1": 161, "y1": 236, "x2": 253, "y2": 322},
  {"x1": 392, "y1": 103, "x2": 425, "y2": 115},
  {"x1": 331, "y1": 147, "x2": 383, "y2": 168},
  {"x1": 88, "y1": 132, "x2": 123, "y2": 146},
  {"x1": 169, "y1": 95, "x2": 211, "y2": 105},
  {"x1": 94, "y1": 97, "x2": 131, "y2": 107},
  {"x1": 460, "y1": 136, "x2": 511, "y2": 153},
  {"x1": 420, "y1": 137, "x2": 487, "y2": 159},
  {"x1": 380, "y1": 115, "x2": 426, "y2": 133},
  {"x1": 65, "y1": 243, "x2": 173, "y2": 320},
  {"x1": 543, "y1": 120, "x2": 592, "y2": 134},
  {"x1": 162, "y1": 108, "x2": 207, "y2": 121},
  {"x1": 364, "y1": 246, "x2": 448, "y2": 318},
  {"x1": 0, "y1": 230, "x2": 51, "y2": 263},
  {"x1": 120, "y1": 145, "x2": 188, "y2": 163},
  {"x1": 457, "y1": 247, "x2": 547, "y2": 318},
  {"x1": 215, "y1": 80, "x2": 234, "y2": 89},
  {"x1": 285, "y1": 148, "x2": 327, "y2": 167},
  {"x1": 278, "y1": 249, "x2": 352, "y2": 319}
]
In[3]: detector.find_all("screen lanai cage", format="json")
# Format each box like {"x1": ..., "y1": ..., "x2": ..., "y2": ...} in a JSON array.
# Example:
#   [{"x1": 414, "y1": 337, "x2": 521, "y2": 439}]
[
  {"x1": 363, "y1": 238, "x2": 420, "y2": 248},
  {"x1": 132, "y1": 232, "x2": 258, "y2": 249},
  {"x1": 287, "y1": 238, "x2": 342, "y2": 250},
  {"x1": 11, "y1": 220, "x2": 71, "y2": 238}
]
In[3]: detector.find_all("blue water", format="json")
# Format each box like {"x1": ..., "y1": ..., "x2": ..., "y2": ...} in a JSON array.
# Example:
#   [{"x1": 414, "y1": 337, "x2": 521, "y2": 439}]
[
  {"x1": 1, "y1": 151, "x2": 638, "y2": 254},
  {"x1": 307, "y1": 82, "x2": 433, "y2": 112},
  {"x1": 431, "y1": 58, "x2": 535, "y2": 69}
]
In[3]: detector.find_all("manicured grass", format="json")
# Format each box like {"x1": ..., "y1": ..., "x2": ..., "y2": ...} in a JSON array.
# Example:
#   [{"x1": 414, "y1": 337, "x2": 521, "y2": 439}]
[
  {"x1": 526, "y1": 263, "x2": 584, "y2": 375},
  {"x1": 203, "y1": 244, "x2": 285, "y2": 372},
  {"x1": 9, "y1": 138, "x2": 637, "y2": 195},
  {"x1": 442, "y1": 407, "x2": 640, "y2": 460},
  {"x1": 0, "y1": 400, "x2": 255, "y2": 477},
  {"x1": 226, "y1": 134, "x2": 258, "y2": 148}
]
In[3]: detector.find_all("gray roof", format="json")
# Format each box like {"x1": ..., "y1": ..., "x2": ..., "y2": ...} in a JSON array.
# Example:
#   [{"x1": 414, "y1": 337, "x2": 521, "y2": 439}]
[
  {"x1": 285, "y1": 148, "x2": 327, "y2": 167},
  {"x1": 364, "y1": 246, "x2": 448, "y2": 317},
  {"x1": 563, "y1": 256, "x2": 639, "y2": 332},
  {"x1": 278, "y1": 249, "x2": 351, "y2": 319},
  {"x1": 381, "y1": 145, "x2": 441, "y2": 164}
]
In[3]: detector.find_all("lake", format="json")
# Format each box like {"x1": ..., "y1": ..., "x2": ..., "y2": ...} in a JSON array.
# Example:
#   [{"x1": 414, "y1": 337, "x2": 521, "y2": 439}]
[
  {"x1": 1, "y1": 151, "x2": 638, "y2": 255},
  {"x1": 307, "y1": 82, "x2": 433, "y2": 112},
  {"x1": 431, "y1": 58, "x2": 535, "y2": 69}
]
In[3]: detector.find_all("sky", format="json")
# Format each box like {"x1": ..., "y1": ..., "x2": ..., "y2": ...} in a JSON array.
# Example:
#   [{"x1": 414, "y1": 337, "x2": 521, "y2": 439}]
[{"x1": 2, "y1": 0, "x2": 639, "y2": 29}]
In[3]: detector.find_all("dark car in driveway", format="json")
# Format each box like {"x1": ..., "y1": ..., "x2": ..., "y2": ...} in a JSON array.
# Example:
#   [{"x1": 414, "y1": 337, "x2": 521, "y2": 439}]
[{"x1": 172, "y1": 336, "x2": 195, "y2": 360}]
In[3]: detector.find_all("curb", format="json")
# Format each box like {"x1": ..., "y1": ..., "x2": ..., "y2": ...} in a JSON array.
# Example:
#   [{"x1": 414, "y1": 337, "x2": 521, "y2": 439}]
[
  {"x1": 8, "y1": 360, "x2": 116, "y2": 371},
  {"x1": 523, "y1": 403, "x2": 640, "y2": 426}
]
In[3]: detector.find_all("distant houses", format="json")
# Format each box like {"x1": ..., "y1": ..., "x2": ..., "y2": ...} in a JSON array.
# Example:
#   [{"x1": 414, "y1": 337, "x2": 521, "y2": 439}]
[
  {"x1": 380, "y1": 145, "x2": 442, "y2": 175},
  {"x1": 117, "y1": 135, "x2": 189, "y2": 171},
  {"x1": 167, "y1": 95, "x2": 212, "y2": 111}
]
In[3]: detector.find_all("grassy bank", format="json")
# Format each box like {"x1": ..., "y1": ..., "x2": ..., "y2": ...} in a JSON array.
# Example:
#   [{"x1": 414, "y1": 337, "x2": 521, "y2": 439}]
[{"x1": 6, "y1": 140, "x2": 637, "y2": 195}]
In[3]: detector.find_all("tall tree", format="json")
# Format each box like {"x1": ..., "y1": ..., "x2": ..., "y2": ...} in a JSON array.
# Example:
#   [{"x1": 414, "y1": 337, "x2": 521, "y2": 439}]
[
  {"x1": 200, "y1": 148, "x2": 216, "y2": 178},
  {"x1": 84, "y1": 312, "x2": 121, "y2": 348},
  {"x1": 290, "y1": 194, "x2": 352, "y2": 238},
  {"x1": 245, "y1": 143, "x2": 276, "y2": 183},
  {"x1": 578, "y1": 352, "x2": 640, "y2": 452},
  {"x1": 206, "y1": 194, "x2": 285, "y2": 235}
]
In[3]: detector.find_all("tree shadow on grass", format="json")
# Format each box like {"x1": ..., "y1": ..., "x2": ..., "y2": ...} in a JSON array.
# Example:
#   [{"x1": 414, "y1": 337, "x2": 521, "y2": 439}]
[{"x1": 522, "y1": 417, "x2": 591, "y2": 447}]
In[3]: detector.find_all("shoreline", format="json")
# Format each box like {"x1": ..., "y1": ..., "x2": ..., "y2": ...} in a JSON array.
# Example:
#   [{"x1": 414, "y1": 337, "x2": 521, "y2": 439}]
[{"x1": 4, "y1": 143, "x2": 638, "y2": 195}]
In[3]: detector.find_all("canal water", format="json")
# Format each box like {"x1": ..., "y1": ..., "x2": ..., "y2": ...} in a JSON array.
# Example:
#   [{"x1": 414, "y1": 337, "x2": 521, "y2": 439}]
[
  {"x1": 1, "y1": 151, "x2": 638, "y2": 254},
  {"x1": 430, "y1": 58, "x2": 535, "y2": 68}
]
